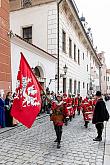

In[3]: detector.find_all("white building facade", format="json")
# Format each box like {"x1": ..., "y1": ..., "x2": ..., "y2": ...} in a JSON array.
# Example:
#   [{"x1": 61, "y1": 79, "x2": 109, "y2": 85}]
[
  {"x1": 98, "y1": 52, "x2": 107, "y2": 94},
  {"x1": 11, "y1": 34, "x2": 57, "y2": 93},
  {"x1": 10, "y1": 0, "x2": 101, "y2": 98},
  {"x1": 106, "y1": 69, "x2": 110, "y2": 94}
]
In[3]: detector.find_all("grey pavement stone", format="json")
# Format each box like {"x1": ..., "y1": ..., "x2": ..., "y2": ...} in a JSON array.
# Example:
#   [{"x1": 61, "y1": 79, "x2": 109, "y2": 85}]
[
  {"x1": 0, "y1": 113, "x2": 106, "y2": 165},
  {"x1": 104, "y1": 155, "x2": 110, "y2": 165}
]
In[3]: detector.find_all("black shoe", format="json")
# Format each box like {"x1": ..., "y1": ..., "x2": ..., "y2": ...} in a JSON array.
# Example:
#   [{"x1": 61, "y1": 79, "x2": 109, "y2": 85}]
[
  {"x1": 93, "y1": 137, "x2": 102, "y2": 141},
  {"x1": 57, "y1": 143, "x2": 61, "y2": 149},
  {"x1": 54, "y1": 139, "x2": 58, "y2": 142}
]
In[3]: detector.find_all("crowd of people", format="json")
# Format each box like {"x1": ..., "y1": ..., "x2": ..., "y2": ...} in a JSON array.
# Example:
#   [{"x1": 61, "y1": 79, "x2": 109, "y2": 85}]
[
  {"x1": 48, "y1": 91, "x2": 109, "y2": 148},
  {"x1": 0, "y1": 89, "x2": 109, "y2": 149}
]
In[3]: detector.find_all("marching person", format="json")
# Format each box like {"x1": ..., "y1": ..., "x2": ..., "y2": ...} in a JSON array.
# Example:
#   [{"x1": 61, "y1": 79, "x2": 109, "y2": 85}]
[
  {"x1": 50, "y1": 94, "x2": 65, "y2": 149},
  {"x1": 92, "y1": 91, "x2": 109, "y2": 141},
  {"x1": 62, "y1": 93, "x2": 69, "y2": 125},
  {"x1": 67, "y1": 93, "x2": 74, "y2": 121},
  {"x1": 72, "y1": 94, "x2": 76, "y2": 118},
  {"x1": 82, "y1": 99, "x2": 93, "y2": 128},
  {"x1": 77, "y1": 93, "x2": 82, "y2": 115}
]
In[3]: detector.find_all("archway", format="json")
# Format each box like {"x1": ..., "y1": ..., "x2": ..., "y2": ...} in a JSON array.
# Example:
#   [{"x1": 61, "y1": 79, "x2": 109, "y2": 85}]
[{"x1": 34, "y1": 66, "x2": 45, "y2": 88}]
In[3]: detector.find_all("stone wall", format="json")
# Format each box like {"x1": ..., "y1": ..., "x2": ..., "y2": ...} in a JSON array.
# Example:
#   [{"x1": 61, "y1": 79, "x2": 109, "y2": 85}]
[{"x1": 9, "y1": 0, "x2": 55, "y2": 11}]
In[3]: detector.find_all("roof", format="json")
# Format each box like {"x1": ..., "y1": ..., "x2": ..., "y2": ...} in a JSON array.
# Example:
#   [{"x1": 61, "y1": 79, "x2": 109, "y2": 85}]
[
  {"x1": 68, "y1": 0, "x2": 101, "y2": 65},
  {"x1": 14, "y1": 34, "x2": 57, "y2": 60}
]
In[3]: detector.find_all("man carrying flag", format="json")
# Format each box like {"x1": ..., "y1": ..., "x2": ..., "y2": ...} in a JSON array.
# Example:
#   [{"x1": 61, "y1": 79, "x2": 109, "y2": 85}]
[{"x1": 11, "y1": 52, "x2": 43, "y2": 128}]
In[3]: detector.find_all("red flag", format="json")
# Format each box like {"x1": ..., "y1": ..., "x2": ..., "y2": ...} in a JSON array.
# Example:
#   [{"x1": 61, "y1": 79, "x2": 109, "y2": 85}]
[{"x1": 11, "y1": 52, "x2": 43, "y2": 128}]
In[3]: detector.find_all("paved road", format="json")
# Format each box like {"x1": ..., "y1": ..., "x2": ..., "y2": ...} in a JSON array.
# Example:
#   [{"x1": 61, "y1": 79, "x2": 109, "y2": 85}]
[{"x1": 0, "y1": 111, "x2": 105, "y2": 165}]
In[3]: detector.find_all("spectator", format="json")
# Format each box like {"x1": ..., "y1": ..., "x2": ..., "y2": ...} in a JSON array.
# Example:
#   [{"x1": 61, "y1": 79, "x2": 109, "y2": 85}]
[
  {"x1": 5, "y1": 92, "x2": 13, "y2": 127},
  {"x1": 0, "y1": 90, "x2": 5, "y2": 128},
  {"x1": 92, "y1": 91, "x2": 109, "y2": 141}
]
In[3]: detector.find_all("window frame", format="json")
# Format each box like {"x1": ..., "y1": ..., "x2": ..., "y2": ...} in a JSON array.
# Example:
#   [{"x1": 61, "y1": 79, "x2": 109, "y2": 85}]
[
  {"x1": 69, "y1": 78, "x2": 72, "y2": 93},
  {"x1": 69, "y1": 38, "x2": 72, "y2": 58},
  {"x1": 62, "y1": 30, "x2": 66, "y2": 53},
  {"x1": 83, "y1": 82, "x2": 85, "y2": 88},
  {"x1": 83, "y1": 53, "x2": 84, "y2": 60},
  {"x1": 74, "y1": 44, "x2": 76, "y2": 61},
  {"x1": 78, "y1": 49, "x2": 80, "y2": 65},
  {"x1": 74, "y1": 80, "x2": 77, "y2": 95},
  {"x1": 22, "y1": 26, "x2": 32, "y2": 43}
]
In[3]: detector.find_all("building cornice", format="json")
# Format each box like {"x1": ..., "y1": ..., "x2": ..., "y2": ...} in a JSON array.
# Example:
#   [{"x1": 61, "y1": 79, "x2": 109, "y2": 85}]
[
  {"x1": 67, "y1": 0, "x2": 101, "y2": 66},
  {"x1": 9, "y1": 0, "x2": 56, "y2": 12}
]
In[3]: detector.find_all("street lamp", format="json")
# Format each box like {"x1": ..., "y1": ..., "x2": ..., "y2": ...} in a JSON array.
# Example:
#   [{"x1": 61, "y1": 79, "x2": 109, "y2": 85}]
[
  {"x1": 63, "y1": 64, "x2": 68, "y2": 74},
  {"x1": 60, "y1": 64, "x2": 68, "y2": 78}
]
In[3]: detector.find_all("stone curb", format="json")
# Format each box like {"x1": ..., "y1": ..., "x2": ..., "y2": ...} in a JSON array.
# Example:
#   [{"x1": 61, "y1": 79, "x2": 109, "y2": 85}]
[{"x1": 103, "y1": 119, "x2": 110, "y2": 165}]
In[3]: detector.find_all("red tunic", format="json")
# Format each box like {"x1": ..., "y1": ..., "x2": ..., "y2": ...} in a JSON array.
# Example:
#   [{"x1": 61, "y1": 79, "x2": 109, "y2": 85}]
[
  {"x1": 82, "y1": 102, "x2": 93, "y2": 121},
  {"x1": 51, "y1": 100, "x2": 65, "y2": 126}
]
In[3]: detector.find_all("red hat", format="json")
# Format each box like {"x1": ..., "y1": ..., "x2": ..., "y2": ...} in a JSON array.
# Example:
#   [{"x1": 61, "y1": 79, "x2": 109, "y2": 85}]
[{"x1": 63, "y1": 93, "x2": 67, "y2": 97}]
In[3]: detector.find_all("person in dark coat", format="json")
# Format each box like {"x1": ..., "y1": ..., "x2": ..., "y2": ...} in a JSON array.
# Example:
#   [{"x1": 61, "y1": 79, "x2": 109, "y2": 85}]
[
  {"x1": 5, "y1": 92, "x2": 13, "y2": 127},
  {"x1": 0, "y1": 92, "x2": 5, "y2": 128},
  {"x1": 92, "y1": 91, "x2": 109, "y2": 141}
]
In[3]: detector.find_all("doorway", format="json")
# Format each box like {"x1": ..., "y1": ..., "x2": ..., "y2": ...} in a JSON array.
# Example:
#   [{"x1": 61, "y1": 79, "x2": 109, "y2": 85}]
[{"x1": 63, "y1": 78, "x2": 66, "y2": 93}]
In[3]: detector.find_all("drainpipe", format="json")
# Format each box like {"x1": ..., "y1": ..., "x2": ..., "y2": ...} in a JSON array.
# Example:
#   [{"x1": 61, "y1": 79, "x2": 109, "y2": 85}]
[
  {"x1": 57, "y1": 0, "x2": 63, "y2": 93},
  {"x1": 99, "y1": 65, "x2": 102, "y2": 92},
  {"x1": 106, "y1": 69, "x2": 107, "y2": 94}
]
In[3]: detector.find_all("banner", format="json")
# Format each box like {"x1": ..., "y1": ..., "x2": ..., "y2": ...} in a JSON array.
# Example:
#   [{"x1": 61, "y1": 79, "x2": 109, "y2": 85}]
[{"x1": 11, "y1": 52, "x2": 43, "y2": 128}]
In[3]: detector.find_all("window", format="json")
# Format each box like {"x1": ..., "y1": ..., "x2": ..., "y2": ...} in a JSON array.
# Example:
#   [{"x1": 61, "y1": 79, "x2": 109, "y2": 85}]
[
  {"x1": 83, "y1": 82, "x2": 85, "y2": 88},
  {"x1": 83, "y1": 53, "x2": 84, "y2": 60},
  {"x1": 106, "y1": 77, "x2": 107, "y2": 81},
  {"x1": 78, "y1": 49, "x2": 80, "y2": 64},
  {"x1": 74, "y1": 44, "x2": 76, "y2": 61},
  {"x1": 63, "y1": 78, "x2": 66, "y2": 93},
  {"x1": 22, "y1": 0, "x2": 32, "y2": 8},
  {"x1": 62, "y1": 30, "x2": 66, "y2": 52},
  {"x1": 69, "y1": 79, "x2": 72, "y2": 93},
  {"x1": 78, "y1": 81, "x2": 80, "y2": 93},
  {"x1": 109, "y1": 86, "x2": 110, "y2": 90},
  {"x1": 87, "y1": 50, "x2": 88, "y2": 56},
  {"x1": 104, "y1": 76, "x2": 105, "y2": 81},
  {"x1": 74, "y1": 80, "x2": 77, "y2": 95},
  {"x1": 87, "y1": 83, "x2": 89, "y2": 94},
  {"x1": 108, "y1": 77, "x2": 109, "y2": 81},
  {"x1": 87, "y1": 65, "x2": 88, "y2": 72},
  {"x1": 69, "y1": 38, "x2": 72, "y2": 58},
  {"x1": 23, "y1": 26, "x2": 32, "y2": 43}
]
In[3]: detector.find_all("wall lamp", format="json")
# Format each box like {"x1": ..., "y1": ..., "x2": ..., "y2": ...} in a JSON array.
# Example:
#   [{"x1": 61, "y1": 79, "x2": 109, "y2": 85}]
[{"x1": 60, "y1": 64, "x2": 68, "y2": 78}]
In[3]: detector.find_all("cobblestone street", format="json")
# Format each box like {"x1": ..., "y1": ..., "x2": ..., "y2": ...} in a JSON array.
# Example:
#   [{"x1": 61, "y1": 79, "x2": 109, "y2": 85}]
[{"x1": 0, "y1": 111, "x2": 106, "y2": 165}]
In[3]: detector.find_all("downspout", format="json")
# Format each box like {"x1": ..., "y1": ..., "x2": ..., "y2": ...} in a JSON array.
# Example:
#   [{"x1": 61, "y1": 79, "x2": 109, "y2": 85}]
[
  {"x1": 99, "y1": 65, "x2": 102, "y2": 92},
  {"x1": 106, "y1": 69, "x2": 107, "y2": 94},
  {"x1": 57, "y1": 0, "x2": 63, "y2": 93}
]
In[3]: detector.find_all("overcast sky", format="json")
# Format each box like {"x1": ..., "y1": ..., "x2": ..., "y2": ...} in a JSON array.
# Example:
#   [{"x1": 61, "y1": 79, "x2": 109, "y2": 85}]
[{"x1": 75, "y1": 0, "x2": 110, "y2": 68}]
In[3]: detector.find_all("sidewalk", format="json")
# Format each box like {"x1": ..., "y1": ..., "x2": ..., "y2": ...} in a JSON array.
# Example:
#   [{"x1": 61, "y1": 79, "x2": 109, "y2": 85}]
[
  {"x1": 104, "y1": 119, "x2": 110, "y2": 165},
  {"x1": 104, "y1": 101, "x2": 110, "y2": 165},
  {"x1": 0, "y1": 113, "x2": 47, "y2": 134}
]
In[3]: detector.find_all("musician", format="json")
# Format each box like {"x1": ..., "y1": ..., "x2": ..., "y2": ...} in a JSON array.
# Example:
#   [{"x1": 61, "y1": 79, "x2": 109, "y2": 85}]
[
  {"x1": 50, "y1": 94, "x2": 65, "y2": 149},
  {"x1": 77, "y1": 93, "x2": 82, "y2": 115},
  {"x1": 82, "y1": 99, "x2": 93, "y2": 128},
  {"x1": 62, "y1": 93, "x2": 69, "y2": 125},
  {"x1": 71, "y1": 94, "x2": 76, "y2": 118}
]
